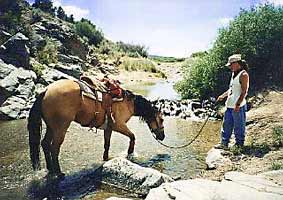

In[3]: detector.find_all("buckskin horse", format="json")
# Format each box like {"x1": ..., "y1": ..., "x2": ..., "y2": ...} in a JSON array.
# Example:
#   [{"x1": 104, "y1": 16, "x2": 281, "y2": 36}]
[{"x1": 27, "y1": 79, "x2": 165, "y2": 178}]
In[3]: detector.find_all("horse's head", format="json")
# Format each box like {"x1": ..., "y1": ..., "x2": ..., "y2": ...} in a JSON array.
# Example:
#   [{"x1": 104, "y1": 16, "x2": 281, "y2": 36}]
[{"x1": 147, "y1": 110, "x2": 165, "y2": 141}]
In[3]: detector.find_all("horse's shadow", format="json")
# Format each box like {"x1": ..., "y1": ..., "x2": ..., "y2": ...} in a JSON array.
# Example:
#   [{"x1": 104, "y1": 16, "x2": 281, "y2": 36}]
[
  {"x1": 27, "y1": 164, "x2": 103, "y2": 200},
  {"x1": 27, "y1": 154, "x2": 171, "y2": 199}
]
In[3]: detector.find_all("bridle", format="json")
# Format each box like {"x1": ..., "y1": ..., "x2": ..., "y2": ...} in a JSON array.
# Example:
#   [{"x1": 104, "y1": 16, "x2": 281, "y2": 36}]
[{"x1": 151, "y1": 101, "x2": 217, "y2": 149}]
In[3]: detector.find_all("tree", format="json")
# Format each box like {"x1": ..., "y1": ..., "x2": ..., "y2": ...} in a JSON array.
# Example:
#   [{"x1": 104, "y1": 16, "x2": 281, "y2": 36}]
[
  {"x1": 176, "y1": 4, "x2": 283, "y2": 99},
  {"x1": 33, "y1": 0, "x2": 53, "y2": 13},
  {"x1": 57, "y1": 6, "x2": 66, "y2": 20},
  {"x1": 75, "y1": 18, "x2": 104, "y2": 46}
]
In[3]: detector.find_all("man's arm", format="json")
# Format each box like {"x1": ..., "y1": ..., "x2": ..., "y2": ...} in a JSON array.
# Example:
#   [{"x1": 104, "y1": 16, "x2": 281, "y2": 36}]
[
  {"x1": 217, "y1": 90, "x2": 229, "y2": 102},
  {"x1": 235, "y1": 71, "x2": 249, "y2": 111}
]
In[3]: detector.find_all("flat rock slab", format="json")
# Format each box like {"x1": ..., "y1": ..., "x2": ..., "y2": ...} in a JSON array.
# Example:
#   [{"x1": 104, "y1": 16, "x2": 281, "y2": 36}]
[
  {"x1": 146, "y1": 171, "x2": 283, "y2": 200},
  {"x1": 205, "y1": 148, "x2": 232, "y2": 169},
  {"x1": 102, "y1": 157, "x2": 173, "y2": 196}
]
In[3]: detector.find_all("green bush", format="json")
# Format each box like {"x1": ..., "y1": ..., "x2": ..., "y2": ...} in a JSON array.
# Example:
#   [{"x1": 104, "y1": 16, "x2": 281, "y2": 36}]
[
  {"x1": 75, "y1": 18, "x2": 104, "y2": 46},
  {"x1": 116, "y1": 41, "x2": 148, "y2": 58},
  {"x1": 272, "y1": 126, "x2": 283, "y2": 147},
  {"x1": 149, "y1": 55, "x2": 185, "y2": 63},
  {"x1": 270, "y1": 161, "x2": 283, "y2": 170},
  {"x1": 0, "y1": 0, "x2": 21, "y2": 34},
  {"x1": 121, "y1": 57, "x2": 156, "y2": 72},
  {"x1": 37, "y1": 38, "x2": 58, "y2": 65},
  {"x1": 177, "y1": 4, "x2": 283, "y2": 99},
  {"x1": 33, "y1": 0, "x2": 55, "y2": 14}
]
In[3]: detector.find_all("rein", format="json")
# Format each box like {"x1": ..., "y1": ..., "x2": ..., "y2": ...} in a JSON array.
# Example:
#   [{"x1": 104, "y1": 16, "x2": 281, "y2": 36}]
[{"x1": 152, "y1": 102, "x2": 217, "y2": 149}]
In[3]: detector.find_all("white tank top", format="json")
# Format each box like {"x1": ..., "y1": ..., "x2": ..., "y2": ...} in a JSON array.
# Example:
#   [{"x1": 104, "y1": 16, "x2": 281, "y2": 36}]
[{"x1": 226, "y1": 70, "x2": 247, "y2": 108}]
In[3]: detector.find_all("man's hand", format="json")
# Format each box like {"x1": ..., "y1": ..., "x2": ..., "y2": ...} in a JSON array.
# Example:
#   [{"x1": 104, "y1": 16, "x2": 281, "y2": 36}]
[
  {"x1": 234, "y1": 105, "x2": 240, "y2": 112},
  {"x1": 217, "y1": 95, "x2": 224, "y2": 102}
]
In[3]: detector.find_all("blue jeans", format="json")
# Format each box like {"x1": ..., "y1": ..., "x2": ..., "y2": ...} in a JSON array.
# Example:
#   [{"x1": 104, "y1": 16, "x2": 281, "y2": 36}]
[{"x1": 221, "y1": 105, "x2": 247, "y2": 146}]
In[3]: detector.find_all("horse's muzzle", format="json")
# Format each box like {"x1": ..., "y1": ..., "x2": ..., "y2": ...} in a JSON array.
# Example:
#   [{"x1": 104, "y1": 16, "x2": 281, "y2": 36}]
[{"x1": 153, "y1": 128, "x2": 165, "y2": 141}]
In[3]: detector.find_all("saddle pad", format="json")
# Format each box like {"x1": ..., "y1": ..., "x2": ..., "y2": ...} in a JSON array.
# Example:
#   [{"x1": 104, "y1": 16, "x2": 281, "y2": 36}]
[{"x1": 82, "y1": 90, "x2": 124, "y2": 102}]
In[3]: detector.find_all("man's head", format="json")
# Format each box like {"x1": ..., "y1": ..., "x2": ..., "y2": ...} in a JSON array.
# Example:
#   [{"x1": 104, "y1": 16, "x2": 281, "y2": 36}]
[{"x1": 225, "y1": 54, "x2": 242, "y2": 72}]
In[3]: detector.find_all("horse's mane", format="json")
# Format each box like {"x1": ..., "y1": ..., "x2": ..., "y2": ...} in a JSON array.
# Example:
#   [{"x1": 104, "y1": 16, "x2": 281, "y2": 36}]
[{"x1": 133, "y1": 94, "x2": 158, "y2": 122}]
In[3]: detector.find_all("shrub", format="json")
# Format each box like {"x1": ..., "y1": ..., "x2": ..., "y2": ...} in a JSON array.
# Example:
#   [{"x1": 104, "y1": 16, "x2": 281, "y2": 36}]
[
  {"x1": 177, "y1": 4, "x2": 283, "y2": 99},
  {"x1": 116, "y1": 41, "x2": 148, "y2": 58},
  {"x1": 33, "y1": 0, "x2": 55, "y2": 14},
  {"x1": 37, "y1": 38, "x2": 58, "y2": 65},
  {"x1": 272, "y1": 126, "x2": 283, "y2": 147},
  {"x1": 270, "y1": 162, "x2": 283, "y2": 170},
  {"x1": 75, "y1": 18, "x2": 104, "y2": 46}
]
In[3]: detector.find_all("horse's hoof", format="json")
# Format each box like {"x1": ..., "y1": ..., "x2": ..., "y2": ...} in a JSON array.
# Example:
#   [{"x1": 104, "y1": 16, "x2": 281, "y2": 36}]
[
  {"x1": 103, "y1": 156, "x2": 109, "y2": 161},
  {"x1": 57, "y1": 172, "x2": 65, "y2": 180},
  {"x1": 103, "y1": 153, "x2": 109, "y2": 161}
]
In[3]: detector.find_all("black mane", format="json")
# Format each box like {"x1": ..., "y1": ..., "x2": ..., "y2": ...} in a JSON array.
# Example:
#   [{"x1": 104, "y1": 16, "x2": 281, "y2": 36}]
[{"x1": 134, "y1": 95, "x2": 158, "y2": 122}]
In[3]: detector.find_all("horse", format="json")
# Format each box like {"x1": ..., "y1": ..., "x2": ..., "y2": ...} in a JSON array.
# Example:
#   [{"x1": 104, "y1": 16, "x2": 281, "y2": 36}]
[{"x1": 27, "y1": 79, "x2": 165, "y2": 178}]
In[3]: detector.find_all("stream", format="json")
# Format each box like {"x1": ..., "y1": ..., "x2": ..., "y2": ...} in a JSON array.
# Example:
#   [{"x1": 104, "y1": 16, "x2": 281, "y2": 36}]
[{"x1": 0, "y1": 80, "x2": 221, "y2": 199}]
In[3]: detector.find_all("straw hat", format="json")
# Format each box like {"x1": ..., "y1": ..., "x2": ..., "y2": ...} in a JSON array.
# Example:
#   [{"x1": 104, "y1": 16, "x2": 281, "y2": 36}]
[{"x1": 225, "y1": 54, "x2": 242, "y2": 66}]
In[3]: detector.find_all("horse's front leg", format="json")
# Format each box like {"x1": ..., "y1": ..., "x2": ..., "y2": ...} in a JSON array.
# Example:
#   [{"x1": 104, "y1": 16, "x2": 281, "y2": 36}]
[
  {"x1": 113, "y1": 124, "x2": 136, "y2": 155},
  {"x1": 103, "y1": 126, "x2": 112, "y2": 161}
]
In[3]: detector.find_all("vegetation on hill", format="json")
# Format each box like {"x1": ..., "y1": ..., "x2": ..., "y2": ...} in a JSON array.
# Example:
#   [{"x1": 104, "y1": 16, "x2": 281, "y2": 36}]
[
  {"x1": 1, "y1": 0, "x2": 173, "y2": 77},
  {"x1": 176, "y1": 3, "x2": 283, "y2": 99}
]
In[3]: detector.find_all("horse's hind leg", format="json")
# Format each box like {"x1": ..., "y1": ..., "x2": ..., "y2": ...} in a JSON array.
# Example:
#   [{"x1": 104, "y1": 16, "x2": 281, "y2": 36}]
[
  {"x1": 41, "y1": 127, "x2": 53, "y2": 173},
  {"x1": 49, "y1": 122, "x2": 70, "y2": 179},
  {"x1": 103, "y1": 126, "x2": 112, "y2": 161}
]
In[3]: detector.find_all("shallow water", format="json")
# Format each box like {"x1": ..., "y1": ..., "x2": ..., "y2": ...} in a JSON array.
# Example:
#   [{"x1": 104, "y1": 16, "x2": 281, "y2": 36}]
[{"x1": 0, "y1": 81, "x2": 222, "y2": 199}]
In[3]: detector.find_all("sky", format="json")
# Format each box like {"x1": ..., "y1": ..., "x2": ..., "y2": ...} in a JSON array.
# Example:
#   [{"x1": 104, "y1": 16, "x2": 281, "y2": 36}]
[{"x1": 28, "y1": 0, "x2": 283, "y2": 57}]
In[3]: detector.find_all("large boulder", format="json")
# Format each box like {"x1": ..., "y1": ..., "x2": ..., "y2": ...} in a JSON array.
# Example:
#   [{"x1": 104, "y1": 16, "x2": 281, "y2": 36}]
[
  {"x1": 39, "y1": 66, "x2": 76, "y2": 85},
  {"x1": 0, "y1": 32, "x2": 30, "y2": 69},
  {"x1": 102, "y1": 157, "x2": 173, "y2": 196},
  {"x1": 54, "y1": 63, "x2": 82, "y2": 79},
  {"x1": 0, "y1": 65, "x2": 37, "y2": 119},
  {"x1": 146, "y1": 171, "x2": 283, "y2": 200}
]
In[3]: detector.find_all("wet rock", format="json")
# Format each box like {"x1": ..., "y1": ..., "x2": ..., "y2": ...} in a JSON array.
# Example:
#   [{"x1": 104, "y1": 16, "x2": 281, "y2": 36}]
[
  {"x1": 146, "y1": 171, "x2": 283, "y2": 200},
  {"x1": 191, "y1": 101, "x2": 201, "y2": 110},
  {"x1": 206, "y1": 148, "x2": 232, "y2": 169},
  {"x1": 102, "y1": 157, "x2": 173, "y2": 196},
  {"x1": 0, "y1": 32, "x2": 30, "y2": 69}
]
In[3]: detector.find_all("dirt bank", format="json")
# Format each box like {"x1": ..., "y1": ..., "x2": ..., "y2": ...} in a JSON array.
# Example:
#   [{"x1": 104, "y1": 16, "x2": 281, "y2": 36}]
[{"x1": 199, "y1": 90, "x2": 283, "y2": 181}]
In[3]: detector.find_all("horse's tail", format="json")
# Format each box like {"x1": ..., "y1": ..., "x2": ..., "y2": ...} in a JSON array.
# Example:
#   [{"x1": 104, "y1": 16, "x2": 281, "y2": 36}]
[{"x1": 27, "y1": 91, "x2": 46, "y2": 171}]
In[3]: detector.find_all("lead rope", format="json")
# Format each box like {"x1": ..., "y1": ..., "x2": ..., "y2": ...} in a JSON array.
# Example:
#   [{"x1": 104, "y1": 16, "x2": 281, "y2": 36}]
[{"x1": 152, "y1": 102, "x2": 217, "y2": 149}]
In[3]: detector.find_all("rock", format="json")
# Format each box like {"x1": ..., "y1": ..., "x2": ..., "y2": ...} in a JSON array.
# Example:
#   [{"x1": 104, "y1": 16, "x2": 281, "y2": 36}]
[
  {"x1": 225, "y1": 171, "x2": 283, "y2": 195},
  {"x1": 0, "y1": 32, "x2": 30, "y2": 69},
  {"x1": 0, "y1": 96, "x2": 27, "y2": 120},
  {"x1": 205, "y1": 148, "x2": 232, "y2": 169},
  {"x1": 102, "y1": 157, "x2": 173, "y2": 196},
  {"x1": 39, "y1": 67, "x2": 76, "y2": 85},
  {"x1": 146, "y1": 171, "x2": 283, "y2": 200},
  {"x1": 0, "y1": 30, "x2": 11, "y2": 45},
  {"x1": 29, "y1": 31, "x2": 46, "y2": 56},
  {"x1": 0, "y1": 59, "x2": 17, "y2": 79},
  {"x1": 54, "y1": 63, "x2": 82, "y2": 79},
  {"x1": 106, "y1": 198, "x2": 133, "y2": 200},
  {"x1": 191, "y1": 101, "x2": 201, "y2": 110}
]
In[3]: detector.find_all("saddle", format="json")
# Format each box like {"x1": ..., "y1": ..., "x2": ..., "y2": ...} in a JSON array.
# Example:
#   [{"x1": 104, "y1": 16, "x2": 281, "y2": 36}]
[{"x1": 79, "y1": 76, "x2": 124, "y2": 126}]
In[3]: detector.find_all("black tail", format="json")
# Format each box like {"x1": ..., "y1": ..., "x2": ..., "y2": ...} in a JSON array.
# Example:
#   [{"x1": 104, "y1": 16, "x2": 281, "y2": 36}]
[{"x1": 27, "y1": 91, "x2": 46, "y2": 171}]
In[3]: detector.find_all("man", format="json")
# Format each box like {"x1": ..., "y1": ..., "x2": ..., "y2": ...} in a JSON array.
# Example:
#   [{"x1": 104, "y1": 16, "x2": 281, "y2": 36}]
[{"x1": 215, "y1": 54, "x2": 249, "y2": 149}]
